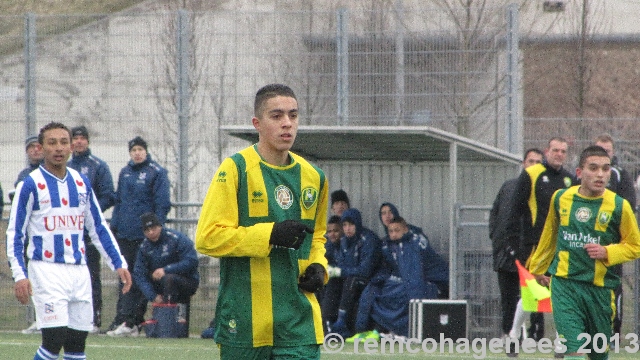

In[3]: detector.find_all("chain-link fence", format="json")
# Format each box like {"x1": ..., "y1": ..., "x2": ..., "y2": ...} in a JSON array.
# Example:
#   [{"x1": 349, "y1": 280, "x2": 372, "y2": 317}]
[{"x1": 0, "y1": 4, "x2": 521, "y2": 204}]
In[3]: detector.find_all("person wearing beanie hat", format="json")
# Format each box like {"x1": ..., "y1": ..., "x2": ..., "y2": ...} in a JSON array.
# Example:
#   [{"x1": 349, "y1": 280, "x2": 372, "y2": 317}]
[
  {"x1": 14, "y1": 135, "x2": 44, "y2": 188},
  {"x1": 126, "y1": 212, "x2": 199, "y2": 337},
  {"x1": 71, "y1": 125, "x2": 89, "y2": 141},
  {"x1": 330, "y1": 189, "x2": 350, "y2": 217},
  {"x1": 140, "y1": 212, "x2": 162, "y2": 231},
  {"x1": 68, "y1": 125, "x2": 116, "y2": 333},
  {"x1": 25, "y1": 135, "x2": 39, "y2": 149},
  {"x1": 107, "y1": 135, "x2": 170, "y2": 336}
]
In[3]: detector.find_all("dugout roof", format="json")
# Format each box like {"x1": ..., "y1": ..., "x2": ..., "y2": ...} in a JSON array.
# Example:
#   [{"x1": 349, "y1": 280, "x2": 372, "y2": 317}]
[{"x1": 221, "y1": 125, "x2": 522, "y2": 164}]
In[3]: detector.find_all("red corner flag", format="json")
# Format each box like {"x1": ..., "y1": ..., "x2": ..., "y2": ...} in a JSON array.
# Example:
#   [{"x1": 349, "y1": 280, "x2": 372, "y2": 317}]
[{"x1": 516, "y1": 260, "x2": 552, "y2": 313}]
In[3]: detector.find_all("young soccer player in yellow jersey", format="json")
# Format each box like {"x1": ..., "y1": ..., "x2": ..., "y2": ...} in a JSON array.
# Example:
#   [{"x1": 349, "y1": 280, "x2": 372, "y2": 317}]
[
  {"x1": 529, "y1": 145, "x2": 640, "y2": 360},
  {"x1": 195, "y1": 84, "x2": 329, "y2": 359}
]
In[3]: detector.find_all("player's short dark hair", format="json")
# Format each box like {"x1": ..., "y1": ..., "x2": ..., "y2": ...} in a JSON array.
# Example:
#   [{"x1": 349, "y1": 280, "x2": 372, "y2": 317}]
[
  {"x1": 39, "y1": 122, "x2": 71, "y2": 144},
  {"x1": 578, "y1": 145, "x2": 610, "y2": 168},
  {"x1": 389, "y1": 216, "x2": 407, "y2": 227},
  {"x1": 524, "y1": 148, "x2": 543, "y2": 159},
  {"x1": 328, "y1": 215, "x2": 342, "y2": 225},
  {"x1": 254, "y1": 84, "x2": 297, "y2": 118}
]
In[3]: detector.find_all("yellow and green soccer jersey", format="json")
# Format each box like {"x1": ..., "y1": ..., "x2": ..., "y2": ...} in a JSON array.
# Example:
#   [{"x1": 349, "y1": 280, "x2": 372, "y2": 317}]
[
  {"x1": 529, "y1": 186, "x2": 640, "y2": 289},
  {"x1": 195, "y1": 145, "x2": 329, "y2": 347}
]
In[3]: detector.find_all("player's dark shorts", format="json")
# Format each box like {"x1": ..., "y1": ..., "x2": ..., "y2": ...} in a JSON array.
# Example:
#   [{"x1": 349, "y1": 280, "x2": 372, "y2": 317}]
[{"x1": 551, "y1": 276, "x2": 614, "y2": 360}]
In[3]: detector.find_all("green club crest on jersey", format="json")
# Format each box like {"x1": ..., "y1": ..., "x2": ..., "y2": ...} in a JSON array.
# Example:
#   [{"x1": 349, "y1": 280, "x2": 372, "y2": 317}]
[
  {"x1": 301, "y1": 187, "x2": 318, "y2": 209},
  {"x1": 598, "y1": 211, "x2": 612, "y2": 225}
]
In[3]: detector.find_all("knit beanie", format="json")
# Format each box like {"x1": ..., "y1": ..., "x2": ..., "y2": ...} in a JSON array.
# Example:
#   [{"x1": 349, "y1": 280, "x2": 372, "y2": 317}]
[
  {"x1": 128, "y1": 136, "x2": 148, "y2": 151},
  {"x1": 71, "y1": 126, "x2": 89, "y2": 140},
  {"x1": 330, "y1": 189, "x2": 350, "y2": 207}
]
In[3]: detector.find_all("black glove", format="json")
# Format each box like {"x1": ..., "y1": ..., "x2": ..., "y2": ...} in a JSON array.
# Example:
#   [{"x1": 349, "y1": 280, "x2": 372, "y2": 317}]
[
  {"x1": 269, "y1": 220, "x2": 313, "y2": 250},
  {"x1": 298, "y1": 263, "x2": 325, "y2": 293}
]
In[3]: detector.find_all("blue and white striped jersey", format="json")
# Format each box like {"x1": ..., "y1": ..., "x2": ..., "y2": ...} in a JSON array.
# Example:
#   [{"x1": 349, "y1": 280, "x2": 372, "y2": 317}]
[{"x1": 6, "y1": 166, "x2": 127, "y2": 282}]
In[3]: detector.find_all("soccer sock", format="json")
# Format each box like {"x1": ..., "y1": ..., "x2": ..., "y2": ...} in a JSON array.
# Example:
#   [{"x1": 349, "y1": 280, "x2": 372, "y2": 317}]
[
  {"x1": 508, "y1": 299, "x2": 527, "y2": 339},
  {"x1": 34, "y1": 346, "x2": 59, "y2": 360},
  {"x1": 62, "y1": 352, "x2": 86, "y2": 360}
]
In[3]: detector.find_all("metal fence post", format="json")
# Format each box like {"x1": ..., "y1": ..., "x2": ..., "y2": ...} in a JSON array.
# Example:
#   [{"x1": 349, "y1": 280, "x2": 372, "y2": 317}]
[
  {"x1": 505, "y1": 3, "x2": 521, "y2": 155},
  {"x1": 24, "y1": 13, "x2": 37, "y2": 141},
  {"x1": 336, "y1": 8, "x2": 349, "y2": 126},
  {"x1": 176, "y1": 9, "x2": 191, "y2": 233},
  {"x1": 394, "y1": 0, "x2": 405, "y2": 125}
]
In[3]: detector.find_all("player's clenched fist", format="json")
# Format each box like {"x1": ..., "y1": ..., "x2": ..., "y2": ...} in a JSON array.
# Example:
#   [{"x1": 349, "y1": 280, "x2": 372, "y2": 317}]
[{"x1": 269, "y1": 220, "x2": 314, "y2": 250}]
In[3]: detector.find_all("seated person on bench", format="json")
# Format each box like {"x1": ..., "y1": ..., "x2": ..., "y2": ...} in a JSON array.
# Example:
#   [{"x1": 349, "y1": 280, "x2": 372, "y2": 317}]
[{"x1": 354, "y1": 216, "x2": 449, "y2": 338}]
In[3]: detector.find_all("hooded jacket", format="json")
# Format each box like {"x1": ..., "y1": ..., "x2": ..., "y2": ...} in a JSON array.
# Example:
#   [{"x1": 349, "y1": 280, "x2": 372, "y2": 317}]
[
  {"x1": 384, "y1": 229, "x2": 449, "y2": 297},
  {"x1": 379, "y1": 202, "x2": 424, "y2": 236},
  {"x1": 338, "y1": 208, "x2": 381, "y2": 278}
]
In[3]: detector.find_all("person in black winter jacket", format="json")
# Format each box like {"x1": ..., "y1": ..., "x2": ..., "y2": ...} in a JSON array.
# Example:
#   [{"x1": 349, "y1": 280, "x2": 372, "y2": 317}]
[
  {"x1": 489, "y1": 148, "x2": 543, "y2": 338},
  {"x1": 504, "y1": 138, "x2": 577, "y2": 342}
]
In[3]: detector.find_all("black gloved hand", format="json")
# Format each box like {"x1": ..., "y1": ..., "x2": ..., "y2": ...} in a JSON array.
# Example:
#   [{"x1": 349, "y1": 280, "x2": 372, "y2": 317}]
[
  {"x1": 298, "y1": 263, "x2": 325, "y2": 293},
  {"x1": 269, "y1": 220, "x2": 313, "y2": 250}
]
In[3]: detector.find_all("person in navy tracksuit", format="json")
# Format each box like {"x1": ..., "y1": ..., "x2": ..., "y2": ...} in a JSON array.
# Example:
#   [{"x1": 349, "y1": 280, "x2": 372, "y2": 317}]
[
  {"x1": 355, "y1": 210, "x2": 449, "y2": 337},
  {"x1": 68, "y1": 125, "x2": 116, "y2": 331},
  {"x1": 325, "y1": 208, "x2": 381, "y2": 337},
  {"x1": 320, "y1": 215, "x2": 343, "y2": 331},
  {"x1": 133, "y1": 213, "x2": 199, "y2": 320},
  {"x1": 107, "y1": 136, "x2": 171, "y2": 335}
]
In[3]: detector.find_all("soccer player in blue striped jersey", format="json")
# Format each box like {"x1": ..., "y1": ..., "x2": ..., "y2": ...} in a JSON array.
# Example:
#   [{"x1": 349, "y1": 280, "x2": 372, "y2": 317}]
[
  {"x1": 529, "y1": 145, "x2": 640, "y2": 360},
  {"x1": 6, "y1": 122, "x2": 132, "y2": 360}
]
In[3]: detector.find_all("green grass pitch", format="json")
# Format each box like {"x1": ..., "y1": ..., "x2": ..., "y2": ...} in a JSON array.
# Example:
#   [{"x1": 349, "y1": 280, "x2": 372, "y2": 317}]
[{"x1": 2, "y1": 332, "x2": 638, "y2": 359}]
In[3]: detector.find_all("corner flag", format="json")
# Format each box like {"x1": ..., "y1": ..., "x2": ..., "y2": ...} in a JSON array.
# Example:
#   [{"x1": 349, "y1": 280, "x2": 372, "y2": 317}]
[{"x1": 516, "y1": 259, "x2": 551, "y2": 313}]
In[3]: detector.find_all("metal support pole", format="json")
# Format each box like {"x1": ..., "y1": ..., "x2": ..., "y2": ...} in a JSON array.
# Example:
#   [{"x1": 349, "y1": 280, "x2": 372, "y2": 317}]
[
  {"x1": 176, "y1": 9, "x2": 191, "y2": 233},
  {"x1": 395, "y1": 0, "x2": 405, "y2": 125},
  {"x1": 505, "y1": 4, "x2": 522, "y2": 155},
  {"x1": 449, "y1": 142, "x2": 458, "y2": 299},
  {"x1": 336, "y1": 8, "x2": 349, "y2": 125},
  {"x1": 24, "y1": 13, "x2": 37, "y2": 140}
]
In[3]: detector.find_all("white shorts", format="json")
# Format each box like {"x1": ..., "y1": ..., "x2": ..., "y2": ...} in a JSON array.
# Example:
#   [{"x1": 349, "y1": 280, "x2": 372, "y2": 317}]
[{"x1": 29, "y1": 261, "x2": 94, "y2": 332}]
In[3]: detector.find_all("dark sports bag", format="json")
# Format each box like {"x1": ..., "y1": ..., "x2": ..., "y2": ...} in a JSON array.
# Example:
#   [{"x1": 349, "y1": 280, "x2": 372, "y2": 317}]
[{"x1": 143, "y1": 303, "x2": 188, "y2": 338}]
